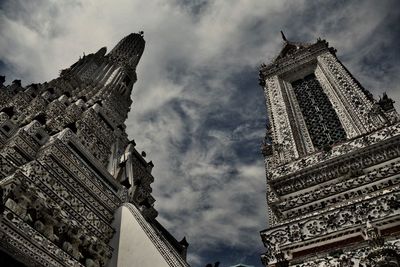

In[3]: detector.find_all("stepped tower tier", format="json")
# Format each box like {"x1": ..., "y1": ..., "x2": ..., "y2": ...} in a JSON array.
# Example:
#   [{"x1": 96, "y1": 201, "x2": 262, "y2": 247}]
[
  {"x1": 258, "y1": 33, "x2": 400, "y2": 266},
  {"x1": 0, "y1": 32, "x2": 190, "y2": 267}
]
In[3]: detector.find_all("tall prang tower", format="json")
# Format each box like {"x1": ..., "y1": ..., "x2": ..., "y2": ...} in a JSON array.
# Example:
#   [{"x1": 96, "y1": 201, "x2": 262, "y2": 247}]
[
  {"x1": 0, "y1": 32, "x2": 190, "y2": 267},
  {"x1": 258, "y1": 32, "x2": 400, "y2": 266}
]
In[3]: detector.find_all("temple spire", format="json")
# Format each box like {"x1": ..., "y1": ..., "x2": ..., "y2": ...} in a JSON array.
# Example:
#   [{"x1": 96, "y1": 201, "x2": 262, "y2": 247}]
[{"x1": 259, "y1": 34, "x2": 400, "y2": 267}]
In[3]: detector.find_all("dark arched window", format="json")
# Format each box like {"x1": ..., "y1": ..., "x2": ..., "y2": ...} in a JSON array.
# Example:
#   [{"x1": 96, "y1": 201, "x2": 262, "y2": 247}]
[{"x1": 292, "y1": 73, "x2": 346, "y2": 150}]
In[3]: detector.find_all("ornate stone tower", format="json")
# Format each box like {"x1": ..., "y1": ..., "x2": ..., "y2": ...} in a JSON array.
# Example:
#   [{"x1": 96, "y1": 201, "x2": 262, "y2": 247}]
[
  {"x1": 258, "y1": 32, "x2": 400, "y2": 266},
  {"x1": 0, "y1": 32, "x2": 189, "y2": 267}
]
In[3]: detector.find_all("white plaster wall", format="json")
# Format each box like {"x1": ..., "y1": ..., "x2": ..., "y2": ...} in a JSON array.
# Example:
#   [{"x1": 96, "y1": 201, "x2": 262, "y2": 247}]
[{"x1": 107, "y1": 206, "x2": 170, "y2": 267}]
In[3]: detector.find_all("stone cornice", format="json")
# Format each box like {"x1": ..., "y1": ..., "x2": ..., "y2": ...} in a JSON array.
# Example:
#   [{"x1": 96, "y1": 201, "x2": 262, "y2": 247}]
[{"x1": 269, "y1": 122, "x2": 400, "y2": 183}]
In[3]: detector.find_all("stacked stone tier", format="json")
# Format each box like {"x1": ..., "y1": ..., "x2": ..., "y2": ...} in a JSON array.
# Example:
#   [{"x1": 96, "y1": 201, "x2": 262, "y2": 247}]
[{"x1": 261, "y1": 122, "x2": 400, "y2": 265}]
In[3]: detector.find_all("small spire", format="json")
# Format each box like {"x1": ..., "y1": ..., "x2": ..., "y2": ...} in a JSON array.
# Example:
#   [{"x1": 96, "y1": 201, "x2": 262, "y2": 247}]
[
  {"x1": 280, "y1": 30, "x2": 287, "y2": 42},
  {"x1": 179, "y1": 236, "x2": 189, "y2": 247},
  {"x1": 128, "y1": 139, "x2": 136, "y2": 146},
  {"x1": 139, "y1": 30, "x2": 144, "y2": 37}
]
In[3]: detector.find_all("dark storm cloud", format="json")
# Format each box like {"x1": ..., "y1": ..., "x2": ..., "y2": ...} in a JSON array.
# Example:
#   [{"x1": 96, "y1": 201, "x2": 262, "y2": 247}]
[{"x1": 1, "y1": 1, "x2": 399, "y2": 266}]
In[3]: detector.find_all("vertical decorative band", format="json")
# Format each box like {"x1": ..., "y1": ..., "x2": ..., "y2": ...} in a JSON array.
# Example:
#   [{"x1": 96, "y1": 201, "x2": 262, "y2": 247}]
[
  {"x1": 266, "y1": 76, "x2": 298, "y2": 165},
  {"x1": 281, "y1": 80, "x2": 315, "y2": 155},
  {"x1": 317, "y1": 52, "x2": 385, "y2": 135}
]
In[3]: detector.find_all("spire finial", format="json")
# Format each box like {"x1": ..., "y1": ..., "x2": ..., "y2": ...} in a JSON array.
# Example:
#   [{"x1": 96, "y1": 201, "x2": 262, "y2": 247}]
[{"x1": 280, "y1": 30, "x2": 287, "y2": 42}]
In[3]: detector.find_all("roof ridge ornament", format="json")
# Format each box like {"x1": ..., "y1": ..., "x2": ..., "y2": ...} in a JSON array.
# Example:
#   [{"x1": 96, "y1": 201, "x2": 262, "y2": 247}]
[{"x1": 280, "y1": 30, "x2": 287, "y2": 42}]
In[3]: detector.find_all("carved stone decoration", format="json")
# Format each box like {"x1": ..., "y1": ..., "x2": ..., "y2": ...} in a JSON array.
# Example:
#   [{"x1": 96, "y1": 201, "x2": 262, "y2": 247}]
[
  {"x1": 264, "y1": 76, "x2": 299, "y2": 166},
  {"x1": 363, "y1": 223, "x2": 400, "y2": 267},
  {"x1": 259, "y1": 34, "x2": 400, "y2": 266}
]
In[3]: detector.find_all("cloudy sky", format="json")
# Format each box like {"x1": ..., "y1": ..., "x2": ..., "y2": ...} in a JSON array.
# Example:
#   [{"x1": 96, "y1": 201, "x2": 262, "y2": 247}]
[{"x1": 1, "y1": 0, "x2": 399, "y2": 266}]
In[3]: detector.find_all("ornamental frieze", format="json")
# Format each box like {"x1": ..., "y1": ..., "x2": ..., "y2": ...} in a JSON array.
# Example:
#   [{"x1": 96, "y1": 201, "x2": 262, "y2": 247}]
[
  {"x1": 277, "y1": 160, "x2": 400, "y2": 212},
  {"x1": 36, "y1": 140, "x2": 121, "y2": 209},
  {"x1": 272, "y1": 141, "x2": 400, "y2": 196},
  {"x1": 293, "y1": 239, "x2": 400, "y2": 267},
  {"x1": 20, "y1": 161, "x2": 115, "y2": 236},
  {"x1": 270, "y1": 122, "x2": 400, "y2": 181},
  {"x1": 261, "y1": 189, "x2": 400, "y2": 251}
]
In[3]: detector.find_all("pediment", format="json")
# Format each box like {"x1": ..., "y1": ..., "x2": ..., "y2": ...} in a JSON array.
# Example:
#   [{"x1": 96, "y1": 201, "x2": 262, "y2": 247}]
[{"x1": 275, "y1": 41, "x2": 312, "y2": 61}]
